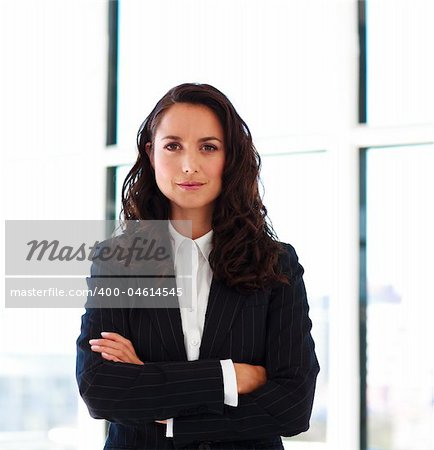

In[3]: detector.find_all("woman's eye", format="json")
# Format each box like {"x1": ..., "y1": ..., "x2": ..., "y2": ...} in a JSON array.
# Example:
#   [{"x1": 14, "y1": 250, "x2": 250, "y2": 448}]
[
  {"x1": 202, "y1": 144, "x2": 217, "y2": 152},
  {"x1": 165, "y1": 143, "x2": 180, "y2": 151}
]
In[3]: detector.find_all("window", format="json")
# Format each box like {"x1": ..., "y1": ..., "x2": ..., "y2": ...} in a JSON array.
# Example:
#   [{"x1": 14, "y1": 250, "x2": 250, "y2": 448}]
[
  {"x1": 359, "y1": 1, "x2": 434, "y2": 448},
  {"x1": 361, "y1": 144, "x2": 434, "y2": 450},
  {"x1": 366, "y1": 0, "x2": 434, "y2": 125}
]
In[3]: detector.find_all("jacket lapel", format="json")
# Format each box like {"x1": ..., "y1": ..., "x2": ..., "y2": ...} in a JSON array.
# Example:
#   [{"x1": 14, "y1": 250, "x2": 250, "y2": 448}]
[
  {"x1": 199, "y1": 276, "x2": 243, "y2": 359},
  {"x1": 146, "y1": 304, "x2": 188, "y2": 361}
]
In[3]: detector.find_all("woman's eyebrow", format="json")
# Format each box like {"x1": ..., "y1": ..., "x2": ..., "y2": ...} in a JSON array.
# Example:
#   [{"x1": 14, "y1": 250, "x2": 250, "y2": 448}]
[
  {"x1": 160, "y1": 135, "x2": 182, "y2": 141},
  {"x1": 160, "y1": 135, "x2": 223, "y2": 143},
  {"x1": 198, "y1": 136, "x2": 222, "y2": 143}
]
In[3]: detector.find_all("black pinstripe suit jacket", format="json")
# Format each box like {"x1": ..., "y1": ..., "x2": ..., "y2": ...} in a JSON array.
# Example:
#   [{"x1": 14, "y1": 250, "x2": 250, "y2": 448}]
[{"x1": 76, "y1": 240, "x2": 320, "y2": 450}]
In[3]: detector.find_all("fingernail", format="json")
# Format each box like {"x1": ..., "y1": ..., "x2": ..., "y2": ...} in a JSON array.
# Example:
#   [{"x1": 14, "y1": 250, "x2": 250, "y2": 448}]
[{"x1": 101, "y1": 332, "x2": 109, "y2": 336}]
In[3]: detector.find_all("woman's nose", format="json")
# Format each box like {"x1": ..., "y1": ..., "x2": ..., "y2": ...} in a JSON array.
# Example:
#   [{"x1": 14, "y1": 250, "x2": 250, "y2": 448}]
[{"x1": 181, "y1": 151, "x2": 199, "y2": 173}]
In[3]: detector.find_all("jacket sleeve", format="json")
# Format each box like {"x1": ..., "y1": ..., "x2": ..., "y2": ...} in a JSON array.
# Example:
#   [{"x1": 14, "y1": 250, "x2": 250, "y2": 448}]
[
  {"x1": 171, "y1": 244, "x2": 320, "y2": 448},
  {"x1": 76, "y1": 251, "x2": 225, "y2": 426}
]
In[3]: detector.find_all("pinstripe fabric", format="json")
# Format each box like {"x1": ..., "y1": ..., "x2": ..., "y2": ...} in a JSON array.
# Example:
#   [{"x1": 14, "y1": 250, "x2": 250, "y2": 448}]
[{"x1": 76, "y1": 241, "x2": 320, "y2": 449}]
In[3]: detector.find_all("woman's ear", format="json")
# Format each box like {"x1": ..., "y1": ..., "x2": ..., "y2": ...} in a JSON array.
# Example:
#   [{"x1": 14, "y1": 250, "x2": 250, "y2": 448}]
[{"x1": 145, "y1": 142, "x2": 154, "y2": 169}]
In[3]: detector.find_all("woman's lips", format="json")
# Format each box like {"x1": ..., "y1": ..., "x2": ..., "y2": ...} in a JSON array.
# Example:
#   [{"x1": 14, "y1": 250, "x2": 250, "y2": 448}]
[{"x1": 176, "y1": 182, "x2": 205, "y2": 191}]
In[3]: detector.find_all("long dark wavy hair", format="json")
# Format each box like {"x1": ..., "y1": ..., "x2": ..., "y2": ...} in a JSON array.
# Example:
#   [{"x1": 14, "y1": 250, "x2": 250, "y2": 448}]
[{"x1": 121, "y1": 83, "x2": 289, "y2": 291}]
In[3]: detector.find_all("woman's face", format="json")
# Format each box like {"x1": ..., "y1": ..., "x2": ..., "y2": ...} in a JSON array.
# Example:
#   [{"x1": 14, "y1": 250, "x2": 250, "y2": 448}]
[{"x1": 147, "y1": 103, "x2": 226, "y2": 219}]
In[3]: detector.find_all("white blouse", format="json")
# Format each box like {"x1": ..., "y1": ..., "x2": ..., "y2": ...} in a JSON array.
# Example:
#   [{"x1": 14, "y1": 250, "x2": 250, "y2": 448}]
[{"x1": 165, "y1": 220, "x2": 238, "y2": 437}]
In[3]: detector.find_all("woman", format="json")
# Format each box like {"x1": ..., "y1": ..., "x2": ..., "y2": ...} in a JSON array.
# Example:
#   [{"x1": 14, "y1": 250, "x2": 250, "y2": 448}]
[{"x1": 76, "y1": 83, "x2": 320, "y2": 450}]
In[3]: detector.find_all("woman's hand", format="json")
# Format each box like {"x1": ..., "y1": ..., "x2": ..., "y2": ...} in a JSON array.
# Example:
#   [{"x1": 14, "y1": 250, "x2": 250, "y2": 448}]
[
  {"x1": 233, "y1": 363, "x2": 267, "y2": 394},
  {"x1": 89, "y1": 331, "x2": 144, "y2": 365}
]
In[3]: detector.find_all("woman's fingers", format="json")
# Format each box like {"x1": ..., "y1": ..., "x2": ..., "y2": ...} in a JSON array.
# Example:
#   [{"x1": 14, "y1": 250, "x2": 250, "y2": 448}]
[
  {"x1": 89, "y1": 339, "x2": 132, "y2": 360},
  {"x1": 89, "y1": 338, "x2": 124, "y2": 351},
  {"x1": 101, "y1": 352, "x2": 122, "y2": 363},
  {"x1": 90, "y1": 334, "x2": 135, "y2": 358},
  {"x1": 90, "y1": 342, "x2": 128, "y2": 360},
  {"x1": 100, "y1": 332, "x2": 138, "y2": 359},
  {"x1": 90, "y1": 342, "x2": 143, "y2": 364},
  {"x1": 89, "y1": 332, "x2": 144, "y2": 365},
  {"x1": 101, "y1": 331, "x2": 131, "y2": 345}
]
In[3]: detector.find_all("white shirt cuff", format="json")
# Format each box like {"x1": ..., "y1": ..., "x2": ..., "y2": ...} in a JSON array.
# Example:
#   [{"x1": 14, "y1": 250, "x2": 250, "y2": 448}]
[
  {"x1": 165, "y1": 418, "x2": 174, "y2": 437},
  {"x1": 165, "y1": 359, "x2": 237, "y2": 438},
  {"x1": 220, "y1": 359, "x2": 238, "y2": 407}
]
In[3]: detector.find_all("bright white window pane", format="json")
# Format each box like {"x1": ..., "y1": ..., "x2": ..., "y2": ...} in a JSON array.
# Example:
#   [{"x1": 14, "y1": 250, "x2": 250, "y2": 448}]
[
  {"x1": 366, "y1": 144, "x2": 434, "y2": 449},
  {"x1": 261, "y1": 151, "x2": 331, "y2": 442},
  {"x1": 367, "y1": 0, "x2": 434, "y2": 125},
  {"x1": 117, "y1": 0, "x2": 350, "y2": 149}
]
